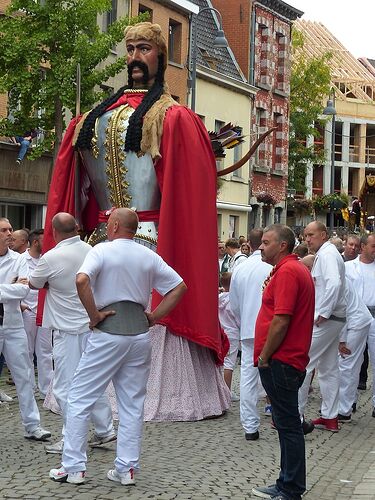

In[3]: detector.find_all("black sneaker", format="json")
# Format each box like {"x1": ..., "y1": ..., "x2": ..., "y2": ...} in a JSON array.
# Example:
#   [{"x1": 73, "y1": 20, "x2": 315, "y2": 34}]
[
  {"x1": 338, "y1": 413, "x2": 351, "y2": 422},
  {"x1": 302, "y1": 419, "x2": 315, "y2": 435},
  {"x1": 245, "y1": 430, "x2": 259, "y2": 441},
  {"x1": 352, "y1": 402, "x2": 357, "y2": 413},
  {"x1": 372, "y1": 408, "x2": 375, "y2": 418},
  {"x1": 16, "y1": 159, "x2": 21, "y2": 165}
]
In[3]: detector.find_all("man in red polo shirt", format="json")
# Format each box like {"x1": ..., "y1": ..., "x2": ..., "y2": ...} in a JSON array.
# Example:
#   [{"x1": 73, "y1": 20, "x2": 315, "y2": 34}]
[{"x1": 251, "y1": 224, "x2": 315, "y2": 500}]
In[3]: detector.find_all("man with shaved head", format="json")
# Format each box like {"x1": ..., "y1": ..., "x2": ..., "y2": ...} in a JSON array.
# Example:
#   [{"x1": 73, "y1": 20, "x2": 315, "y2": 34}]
[
  {"x1": 49, "y1": 208, "x2": 187, "y2": 485},
  {"x1": 29, "y1": 212, "x2": 114, "y2": 455},
  {"x1": 299, "y1": 221, "x2": 346, "y2": 432},
  {"x1": 10, "y1": 228, "x2": 29, "y2": 254}
]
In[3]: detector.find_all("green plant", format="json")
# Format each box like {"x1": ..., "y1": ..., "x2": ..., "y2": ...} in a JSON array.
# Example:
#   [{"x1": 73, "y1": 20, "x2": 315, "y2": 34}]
[
  {"x1": 0, "y1": 1, "x2": 146, "y2": 161},
  {"x1": 312, "y1": 193, "x2": 349, "y2": 212}
]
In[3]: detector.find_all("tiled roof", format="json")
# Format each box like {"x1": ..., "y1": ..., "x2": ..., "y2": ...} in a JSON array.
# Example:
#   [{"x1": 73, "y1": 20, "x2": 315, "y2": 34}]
[
  {"x1": 358, "y1": 57, "x2": 375, "y2": 78},
  {"x1": 190, "y1": 0, "x2": 246, "y2": 82},
  {"x1": 257, "y1": 0, "x2": 303, "y2": 21}
]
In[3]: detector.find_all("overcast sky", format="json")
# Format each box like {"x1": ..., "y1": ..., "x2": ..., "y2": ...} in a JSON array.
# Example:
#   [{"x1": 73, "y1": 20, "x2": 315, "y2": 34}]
[{"x1": 289, "y1": 0, "x2": 375, "y2": 59}]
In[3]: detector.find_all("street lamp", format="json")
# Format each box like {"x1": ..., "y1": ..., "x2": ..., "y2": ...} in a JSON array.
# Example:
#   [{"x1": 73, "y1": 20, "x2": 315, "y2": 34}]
[
  {"x1": 190, "y1": 7, "x2": 228, "y2": 112},
  {"x1": 323, "y1": 93, "x2": 337, "y2": 231}
]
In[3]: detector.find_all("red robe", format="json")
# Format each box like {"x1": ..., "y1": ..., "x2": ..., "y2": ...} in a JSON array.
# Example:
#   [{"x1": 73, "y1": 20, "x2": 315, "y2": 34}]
[{"x1": 40, "y1": 93, "x2": 229, "y2": 364}]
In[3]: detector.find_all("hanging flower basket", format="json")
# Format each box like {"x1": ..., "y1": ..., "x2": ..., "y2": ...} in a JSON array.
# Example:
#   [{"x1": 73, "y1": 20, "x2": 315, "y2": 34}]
[
  {"x1": 292, "y1": 198, "x2": 313, "y2": 215},
  {"x1": 256, "y1": 192, "x2": 277, "y2": 206},
  {"x1": 313, "y1": 193, "x2": 349, "y2": 213}
]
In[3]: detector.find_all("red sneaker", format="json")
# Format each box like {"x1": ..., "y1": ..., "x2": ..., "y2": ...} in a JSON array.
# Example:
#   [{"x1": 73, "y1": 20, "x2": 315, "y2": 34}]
[{"x1": 311, "y1": 416, "x2": 339, "y2": 432}]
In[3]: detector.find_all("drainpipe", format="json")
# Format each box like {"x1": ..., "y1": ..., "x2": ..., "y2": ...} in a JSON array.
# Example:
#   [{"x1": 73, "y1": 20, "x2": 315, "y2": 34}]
[
  {"x1": 249, "y1": 2, "x2": 257, "y2": 85},
  {"x1": 187, "y1": 12, "x2": 193, "y2": 106}
]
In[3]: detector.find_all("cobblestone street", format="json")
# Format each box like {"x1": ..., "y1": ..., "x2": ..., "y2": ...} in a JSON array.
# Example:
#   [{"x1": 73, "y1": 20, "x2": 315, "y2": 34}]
[{"x1": 1, "y1": 366, "x2": 375, "y2": 499}]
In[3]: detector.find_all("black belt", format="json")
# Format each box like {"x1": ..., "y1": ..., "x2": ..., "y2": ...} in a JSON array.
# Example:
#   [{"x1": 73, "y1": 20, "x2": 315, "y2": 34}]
[{"x1": 329, "y1": 315, "x2": 346, "y2": 323}]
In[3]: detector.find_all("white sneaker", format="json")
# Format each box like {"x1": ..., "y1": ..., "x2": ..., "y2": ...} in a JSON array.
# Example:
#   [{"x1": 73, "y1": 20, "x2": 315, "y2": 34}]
[
  {"x1": 88, "y1": 432, "x2": 116, "y2": 447},
  {"x1": 49, "y1": 466, "x2": 85, "y2": 484},
  {"x1": 24, "y1": 426, "x2": 51, "y2": 441},
  {"x1": 45, "y1": 439, "x2": 64, "y2": 454},
  {"x1": 0, "y1": 390, "x2": 13, "y2": 402},
  {"x1": 107, "y1": 468, "x2": 135, "y2": 486}
]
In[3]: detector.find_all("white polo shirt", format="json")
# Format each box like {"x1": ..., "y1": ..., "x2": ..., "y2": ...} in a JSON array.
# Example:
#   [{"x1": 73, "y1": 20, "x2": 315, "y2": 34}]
[
  {"x1": 78, "y1": 238, "x2": 183, "y2": 310},
  {"x1": 312, "y1": 241, "x2": 346, "y2": 320},
  {"x1": 230, "y1": 250, "x2": 272, "y2": 340},
  {"x1": 29, "y1": 236, "x2": 91, "y2": 332},
  {"x1": 0, "y1": 249, "x2": 29, "y2": 329}
]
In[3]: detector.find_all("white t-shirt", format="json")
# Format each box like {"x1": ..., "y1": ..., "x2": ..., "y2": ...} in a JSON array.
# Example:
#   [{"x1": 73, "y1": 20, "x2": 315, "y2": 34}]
[
  {"x1": 341, "y1": 278, "x2": 372, "y2": 340},
  {"x1": 218, "y1": 291, "x2": 240, "y2": 341},
  {"x1": 359, "y1": 261, "x2": 375, "y2": 306},
  {"x1": 20, "y1": 249, "x2": 40, "y2": 313},
  {"x1": 228, "y1": 250, "x2": 248, "y2": 272},
  {"x1": 78, "y1": 238, "x2": 183, "y2": 309},
  {"x1": 312, "y1": 241, "x2": 346, "y2": 320},
  {"x1": 29, "y1": 236, "x2": 91, "y2": 332},
  {"x1": 230, "y1": 250, "x2": 272, "y2": 340}
]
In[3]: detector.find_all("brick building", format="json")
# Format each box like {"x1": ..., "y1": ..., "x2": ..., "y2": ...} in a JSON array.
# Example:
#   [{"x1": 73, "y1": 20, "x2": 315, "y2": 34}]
[
  {"x1": 212, "y1": 0, "x2": 302, "y2": 228},
  {"x1": 189, "y1": 0, "x2": 257, "y2": 239},
  {"x1": 130, "y1": 0, "x2": 198, "y2": 103}
]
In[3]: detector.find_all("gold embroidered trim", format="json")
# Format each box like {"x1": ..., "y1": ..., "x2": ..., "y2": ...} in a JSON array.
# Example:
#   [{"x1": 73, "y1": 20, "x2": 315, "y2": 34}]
[
  {"x1": 104, "y1": 104, "x2": 133, "y2": 208},
  {"x1": 123, "y1": 89, "x2": 148, "y2": 94},
  {"x1": 87, "y1": 224, "x2": 107, "y2": 246},
  {"x1": 91, "y1": 117, "x2": 100, "y2": 159},
  {"x1": 88, "y1": 226, "x2": 157, "y2": 248},
  {"x1": 134, "y1": 233, "x2": 157, "y2": 246}
]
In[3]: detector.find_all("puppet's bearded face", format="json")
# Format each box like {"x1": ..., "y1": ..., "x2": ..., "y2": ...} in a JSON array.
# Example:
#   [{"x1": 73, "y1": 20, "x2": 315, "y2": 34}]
[{"x1": 126, "y1": 38, "x2": 160, "y2": 88}]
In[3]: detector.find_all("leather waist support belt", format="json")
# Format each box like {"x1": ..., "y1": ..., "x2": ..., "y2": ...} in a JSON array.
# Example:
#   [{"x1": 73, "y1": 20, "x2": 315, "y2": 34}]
[
  {"x1": 96, "y1": 301, "x2": 149, "y2": 336},
  {"x1": 329, "y1": 315, "x2": 346, "y2": 323}
]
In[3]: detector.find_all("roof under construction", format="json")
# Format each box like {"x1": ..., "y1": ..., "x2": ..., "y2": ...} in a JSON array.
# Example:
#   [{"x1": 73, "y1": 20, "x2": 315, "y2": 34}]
[{"x1": 294, "y1": 19, "x2": 375, "y2": 103}]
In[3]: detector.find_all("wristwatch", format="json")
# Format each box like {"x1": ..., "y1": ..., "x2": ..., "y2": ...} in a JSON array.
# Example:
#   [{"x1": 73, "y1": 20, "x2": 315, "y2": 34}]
[{"x1": 258, "y1": 356, "x2": 265, "y2": 366}]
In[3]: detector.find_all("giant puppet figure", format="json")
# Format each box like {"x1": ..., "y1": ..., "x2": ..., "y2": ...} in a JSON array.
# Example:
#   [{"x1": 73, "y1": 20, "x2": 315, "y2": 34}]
[{"x1": 44, "y1": 22, "x2": 231, "y2": 420}]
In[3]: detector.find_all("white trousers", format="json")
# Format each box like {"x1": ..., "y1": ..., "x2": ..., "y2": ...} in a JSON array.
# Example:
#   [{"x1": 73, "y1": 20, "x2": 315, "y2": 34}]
[
  {"x1": 62, "y1": 330, "x2": 152, "y2": 473},
  {"x1": 0, "y1": 326, "x2": 41, "y2": 431},
  {"x1": 52, "y1": 329, "x2": 113, "y2": 438},
  {"x1": 339, "y1": 324, "x2": 369, "y2": 416},
  {"x1": 240, "y1": 338, "x2": 260, "y2": 433},
  {"x1": 23, "y1": 309, "x2": 53, "y2": 396},
  {"x1": 224, "y1": 334, "x2": 239, "y2": 370},
  {"x1": 367, "y1": 319, "x2": 375, "y2": 406},
  {"x1": 299, "y1": 319, "x2": 343, "y2": 419}
]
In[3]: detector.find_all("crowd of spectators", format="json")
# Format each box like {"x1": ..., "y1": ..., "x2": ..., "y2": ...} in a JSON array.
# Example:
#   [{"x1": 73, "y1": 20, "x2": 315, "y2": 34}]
[{"x1": 218, "y1": 224, "x2": 375, "y2": 499}]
